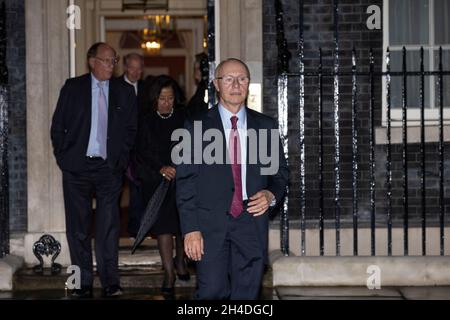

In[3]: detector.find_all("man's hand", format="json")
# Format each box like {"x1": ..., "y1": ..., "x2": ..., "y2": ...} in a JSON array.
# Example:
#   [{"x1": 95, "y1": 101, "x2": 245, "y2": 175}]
[
  {"x1": 159, "y1": 166, "x2": 176, "y2": 181},
  {"x1": 184, "y1": 231, "x2": 204, "y2": 261},
  {"x1": 247, "y1": 190, "x2": 275, "y2": 216}
]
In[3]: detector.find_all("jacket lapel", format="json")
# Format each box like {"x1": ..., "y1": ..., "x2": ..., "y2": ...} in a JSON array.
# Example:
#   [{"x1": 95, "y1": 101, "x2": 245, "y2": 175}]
[
  {"x1": 208, "y1": 105, "x2": 233, "y2": 184},
  {"x1": 82, "y1": 74, "x2": 93, "y2": 142},
  {"x1": 108, "y1": 78, "x2": 117, "y2": 132}
]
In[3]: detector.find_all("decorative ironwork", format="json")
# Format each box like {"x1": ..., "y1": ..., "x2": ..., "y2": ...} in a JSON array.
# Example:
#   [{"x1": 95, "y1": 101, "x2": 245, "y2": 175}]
[{"x1": 32, "y1": 234, "x2": 62, "y2": 275}]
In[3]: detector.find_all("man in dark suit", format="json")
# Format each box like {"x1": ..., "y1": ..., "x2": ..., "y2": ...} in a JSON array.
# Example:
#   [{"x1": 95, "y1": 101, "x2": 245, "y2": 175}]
[
  {"x1": 120, "y1": 53, "x2": 145, "y2": 105},
  {"x1": 186, "y1": 52, "x2": 209, "y2": 117},
  {"x1": 176, "y1": 58, "x2": 288, "y2": 300},
  {"x1": 119, "y1": 53, "x2": 145, "y2": 238},
  {"x1": 51, "y1": 42, "x2": 137, "y2": 298}
]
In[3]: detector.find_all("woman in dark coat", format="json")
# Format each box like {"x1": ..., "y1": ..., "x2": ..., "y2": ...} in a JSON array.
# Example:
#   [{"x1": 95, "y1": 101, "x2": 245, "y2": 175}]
[{"x1": 136, "y1": 75, "x2": 189, "y2": 296}]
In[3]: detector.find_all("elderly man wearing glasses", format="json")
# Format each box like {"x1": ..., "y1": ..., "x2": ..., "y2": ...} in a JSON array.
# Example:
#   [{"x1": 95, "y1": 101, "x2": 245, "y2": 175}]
[{"x1": 51, "y1": 42, "x2": 137, "y2": 298}]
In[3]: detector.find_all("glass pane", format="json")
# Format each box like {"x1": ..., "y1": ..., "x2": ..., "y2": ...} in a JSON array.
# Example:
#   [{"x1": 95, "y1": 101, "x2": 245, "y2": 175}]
[
  {"x1": 390, "y1": 0, "x2": 429, "y2": 45},
  {"x1": 434, "y1": 50, "x2": 450, "y2": 107},
  {"x1": 435, "y1": 0, "x2": 450, "y2": 45},
  {"x1": 390, "y1": 50, "x2": 430, "y2": 109}
]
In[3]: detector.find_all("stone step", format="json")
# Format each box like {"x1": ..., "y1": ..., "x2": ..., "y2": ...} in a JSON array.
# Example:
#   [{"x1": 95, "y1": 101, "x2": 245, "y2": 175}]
[
  {"x1": 13, "y1": 236, "x2": 273, "y2": 296},
  {"x1": 13, "y1": 265, "x2": 196, "y2": 291}
]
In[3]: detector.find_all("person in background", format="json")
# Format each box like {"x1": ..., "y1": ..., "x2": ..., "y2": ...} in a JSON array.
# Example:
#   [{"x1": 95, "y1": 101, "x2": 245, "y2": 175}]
[
  {"x1": 51, "y1": 42, "x2": 137, "y2": 298},
  {"x1": 136, "y1": 75, "x2": 190, "y2": 299},
  {"x1": 120, "y1": 53, "x2": 146, "y2": 239},
  {"x1": 186, "y1": 52, "x2": 209, "y2": 117}
]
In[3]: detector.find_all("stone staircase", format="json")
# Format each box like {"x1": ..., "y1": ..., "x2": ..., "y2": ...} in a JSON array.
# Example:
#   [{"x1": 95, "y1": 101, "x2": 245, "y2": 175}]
[
  {"x1": 6, "y1": 237, "x2": 274, "y2": 299},
  {"x1": 13, "y1": 238, "x2": 196, "y2": 291}
]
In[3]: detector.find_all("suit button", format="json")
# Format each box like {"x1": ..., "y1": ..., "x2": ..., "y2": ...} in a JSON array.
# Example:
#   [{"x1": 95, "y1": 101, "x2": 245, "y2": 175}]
[{"x1": 231, "y1": 187, "x2": 235, "y2": 192}]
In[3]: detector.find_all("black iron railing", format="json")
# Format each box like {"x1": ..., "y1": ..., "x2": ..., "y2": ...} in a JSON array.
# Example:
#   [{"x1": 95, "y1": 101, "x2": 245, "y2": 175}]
[{"x1": 276, "y1": 0, "x2": 449, "y2": 256}]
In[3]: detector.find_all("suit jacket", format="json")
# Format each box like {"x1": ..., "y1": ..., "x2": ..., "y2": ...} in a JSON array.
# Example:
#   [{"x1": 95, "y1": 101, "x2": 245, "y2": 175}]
[
  {"x1": 119, "y1": 75, "x2": 145, "y2": 107},
  {"x1": 186, "y1": 80, "x2": 208, "y2": 118},
  {"x1": 176, "y1": 105, "x2": 289, "y2": 261},
  {"x1": 51, "y1": 73, "x2": 137, "y2": 173},
  {"x1": 118, "y1": 75, "x2": 144, "y2": 182}
]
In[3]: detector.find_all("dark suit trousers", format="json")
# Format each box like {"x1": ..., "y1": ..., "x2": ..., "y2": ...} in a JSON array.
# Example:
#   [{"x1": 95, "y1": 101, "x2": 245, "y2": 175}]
[
  {"x1": 62, "y1": 158, "x2": 123, "y2": 288},
  {"x1": 195, "y1": 211, "x2": 265, "y2": 300},
  {"x1": 127, "y1": 179, "x2": 145, "y2": 237}
]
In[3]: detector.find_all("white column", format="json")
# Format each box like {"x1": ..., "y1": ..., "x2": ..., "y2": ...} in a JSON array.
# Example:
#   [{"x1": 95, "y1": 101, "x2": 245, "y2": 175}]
[
  {"x1": 24, "y1": 0, "x2": 71, "y2": 266},
  {"x1": 217, "y1": 0, "x2": 263, "y2": 112}
]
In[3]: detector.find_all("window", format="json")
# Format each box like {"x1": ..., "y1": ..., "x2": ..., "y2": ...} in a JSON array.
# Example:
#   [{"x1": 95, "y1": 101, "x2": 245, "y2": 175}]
[{"x1": 382, "y1": 0, "x2": 450, "y2": 126}]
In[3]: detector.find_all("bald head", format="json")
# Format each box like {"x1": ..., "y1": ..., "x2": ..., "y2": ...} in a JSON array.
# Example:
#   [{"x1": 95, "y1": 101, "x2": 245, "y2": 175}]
[
  {"x1": 123, "y1": 53, "x2": 144, "y2": 83},
  {"x1": 214, "y1": 58, "x2": 250, "y2": 79}
]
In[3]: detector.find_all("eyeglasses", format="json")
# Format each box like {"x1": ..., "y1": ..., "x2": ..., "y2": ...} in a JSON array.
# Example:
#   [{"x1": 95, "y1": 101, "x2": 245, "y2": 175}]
[
  {"x1": 158, "y1": 96, "x2": 175, "y2": 103},
  {"x1": 216, "y1": 75, "x2": 250, "y2": 86},
  {"x1": 95, "y1": 56, "x2": 119, "y2": 66}
]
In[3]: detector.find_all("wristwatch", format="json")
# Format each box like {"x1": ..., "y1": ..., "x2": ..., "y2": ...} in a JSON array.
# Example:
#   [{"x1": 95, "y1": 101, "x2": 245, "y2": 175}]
[{"x1": 269, "y1": 197, "x2": 276, "y2": 207}]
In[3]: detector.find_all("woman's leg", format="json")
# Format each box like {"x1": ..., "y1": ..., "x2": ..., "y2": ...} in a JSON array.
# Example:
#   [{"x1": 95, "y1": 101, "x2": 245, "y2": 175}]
[
  {"x1": 157, "y1": 234, "x2": 175, "y2": 288},
  {"x1": 174, "y1": 233, "x2": 189, "y2": 276}
]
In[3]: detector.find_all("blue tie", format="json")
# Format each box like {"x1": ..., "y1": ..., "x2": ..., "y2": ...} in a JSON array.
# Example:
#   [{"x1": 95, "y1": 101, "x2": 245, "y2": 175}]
[{"x1": 97, "y1": 82, "x2": 108, "y2": 159}]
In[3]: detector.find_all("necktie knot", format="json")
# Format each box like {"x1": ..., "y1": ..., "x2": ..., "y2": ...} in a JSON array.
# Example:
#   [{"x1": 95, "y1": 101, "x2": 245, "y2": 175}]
[
  {"x1": 230, "y1": 116, "x2": 238, "y2": 130},
  {"x1": 97, "y1": 81, "x2": 104, "y2": 89}
]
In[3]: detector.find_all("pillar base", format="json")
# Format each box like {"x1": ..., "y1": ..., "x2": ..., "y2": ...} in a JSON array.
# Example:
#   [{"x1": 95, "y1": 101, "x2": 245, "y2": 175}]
[
  {"x1": 24, "y1": 232, "x2": 71, "y2": 267},
  {"x1": 0, "y1": 255, "x2": 24, "y2": 291}
]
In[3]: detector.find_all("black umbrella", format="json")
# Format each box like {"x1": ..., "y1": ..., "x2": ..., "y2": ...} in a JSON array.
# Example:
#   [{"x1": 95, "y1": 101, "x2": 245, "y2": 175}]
[{"x1": 131, "y1": 178, "x2": 170, "y2": 254}]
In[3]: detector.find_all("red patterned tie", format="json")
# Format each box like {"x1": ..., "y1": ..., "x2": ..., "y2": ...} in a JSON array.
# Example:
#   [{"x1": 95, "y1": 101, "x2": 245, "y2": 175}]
[{"x1": 229, "y1": 116, "x2": 243, "y2": 218}]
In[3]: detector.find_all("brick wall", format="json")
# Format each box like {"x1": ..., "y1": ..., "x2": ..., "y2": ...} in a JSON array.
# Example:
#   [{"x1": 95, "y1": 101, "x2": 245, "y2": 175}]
[{"x1": 6, "y1": 0, "x2": 26, "y2": 232}]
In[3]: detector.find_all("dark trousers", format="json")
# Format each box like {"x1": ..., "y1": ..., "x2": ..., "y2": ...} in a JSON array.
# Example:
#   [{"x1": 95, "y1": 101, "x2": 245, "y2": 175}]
[
  {"x1": 195, "y1": 212, "x2": 265, "y2": 300},
  {"x1": 62, "y1": 158, "x2": 123, "y2": 288},
  {"x1": 127, "y1": 179, "x2": 145, "y2": 237}
]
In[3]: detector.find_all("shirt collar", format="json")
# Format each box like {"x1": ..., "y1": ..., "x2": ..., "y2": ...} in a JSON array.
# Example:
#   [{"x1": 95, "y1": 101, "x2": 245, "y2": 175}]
[
  {"x1": 218, "y1": 104, "x2": 247, "y2": 128},
  {"x1": 124, "y1": 74, "x2": 137, "y2": 87},
  {"x1": 91, "y1": 73, "x2": 109, "y2": 89}
]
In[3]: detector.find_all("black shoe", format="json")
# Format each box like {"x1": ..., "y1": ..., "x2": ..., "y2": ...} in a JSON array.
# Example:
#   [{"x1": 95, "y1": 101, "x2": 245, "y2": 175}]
[
  {"x1": 173, "y1": 257, "x2": 191, "y2": 281},
  {"x1": 102, "y1": 285, "x2": 123, "y2": 298},
  {"x1": 176, "y1": 272, "x2": 191, "y2": 281},
  {"x1": 71, "y1": 286, "x2": 93, "y2": 299}
]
